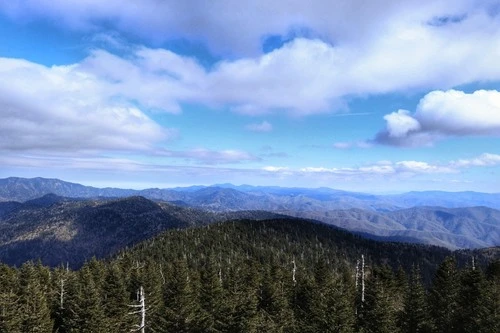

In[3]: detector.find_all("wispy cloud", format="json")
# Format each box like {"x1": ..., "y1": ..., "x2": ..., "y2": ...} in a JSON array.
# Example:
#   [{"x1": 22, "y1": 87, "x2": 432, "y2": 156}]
[
  {"x1": 158, "y1": 148, "x2": 261, "y2": 165},
  {"x1": 451, "y1": 153, "x2": 500, "y2": 168},
  {"x1": 333, "y1": 141, "x2": 372, "y2": 149},
  {"x1": 3, "y1": 152, "x2": 500, "y2": 191},
  {"x1": 245, "y1": 121, "x2": 273, "y2": 132},
  {"x1": 263, "y1": 153, "x2": 500, "y2": 178}
]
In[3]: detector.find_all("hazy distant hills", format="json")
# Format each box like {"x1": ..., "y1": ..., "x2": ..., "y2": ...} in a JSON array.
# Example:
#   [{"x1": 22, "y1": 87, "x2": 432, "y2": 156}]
[
  {"x1": 0, "y1": 194, "x2": 283, "y2": 267},
  {"x1": 0, "y1": 177, "x2": 499, "y2": 254},
  {"x1": 281, "y1": 206, "x2": 500, "y2": 249},
  {"x1": 2, "y1": 177, "x2": 500, "y2": 211}
]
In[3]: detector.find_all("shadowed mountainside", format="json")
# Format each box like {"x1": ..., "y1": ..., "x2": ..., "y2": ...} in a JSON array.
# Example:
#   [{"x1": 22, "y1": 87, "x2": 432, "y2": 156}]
[{"x1": 0, "y1": 195, "x2": 284, "y2": 267}]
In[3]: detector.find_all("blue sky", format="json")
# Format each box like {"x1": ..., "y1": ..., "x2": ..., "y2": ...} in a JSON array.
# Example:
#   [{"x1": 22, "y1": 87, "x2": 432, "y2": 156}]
[{"x1": 1, "y1": 0, "x2": 500, "y2": 192}]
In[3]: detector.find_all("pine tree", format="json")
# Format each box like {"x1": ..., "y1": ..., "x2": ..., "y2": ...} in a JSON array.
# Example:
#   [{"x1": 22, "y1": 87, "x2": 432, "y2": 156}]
[
  {"x1": 361, "y1": 265, "x2": 398, "y2": 333},
  {"x1": 307, "y1": 259, "x2": 355, "y2": 333},
  {"x1": 102, "y1": 263, "x2": 132, "y2": 332},
  {"x1": 197, "y1": 256, "x2": 225, "y2": 333},
  {"x1": 429, "y1": 257, "x2": 459, "y2": 333},
  {"x1": 65, "y1": 262, "x2": 107, "y2": 332},
  {"x1": 255, "y1": 265, "x2": 296, "y2": 333},
  {"x1": 138, "y1": 261, "x2": 167, "y2": 332},
  {"x1": 456, "y1": 266, "x2": 490, "y2": 333},
  {"x1": 400, "y1": 266, "x2": 432, "y2": 333},
  {"x1": 18, "y1": 261, "x2": 53, "y2": 332},
  {"x1": 223, "y1": 259, "x2": 260, "y2": 332},
  {"x1": 0, "y1": 263, "x2": 21, "y2": 332},
  {"x1": 163, "y1": 259, "x2": 201, "y2": 332},
  {"x1": 483, "y1": 259, "x2": 500, "y2": 333}
]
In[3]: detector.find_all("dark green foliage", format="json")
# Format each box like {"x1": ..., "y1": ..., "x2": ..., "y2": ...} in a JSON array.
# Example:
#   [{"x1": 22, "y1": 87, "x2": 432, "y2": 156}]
[
  {"x1": 0, "y1": 219, "x2": 498, "y2": 332},
  {"x1": 400, "y1": 266, "x2": 432, "y2": 333},
  {"x1": 18, "y1": 261, "x2": 53, "y2": 332},
  {"x1": 429, "y1": 257, "x2": 460, "y2": 333},
  {"x1": 361, "y1": 266, "x2": 400, "y2": 333},
  {"x1": 0, "y1": 263, "x2": 21, "y2": 332}
]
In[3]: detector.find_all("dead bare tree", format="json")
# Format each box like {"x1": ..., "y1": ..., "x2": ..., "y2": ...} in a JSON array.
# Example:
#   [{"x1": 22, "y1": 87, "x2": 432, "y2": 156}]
[{"x1": 129, "y1": 286, "x2": 146, "y2": 333}]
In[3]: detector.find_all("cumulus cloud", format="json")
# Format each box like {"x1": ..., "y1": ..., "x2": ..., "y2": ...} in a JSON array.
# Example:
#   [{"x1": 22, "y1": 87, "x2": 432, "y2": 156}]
[
  {"x1": 0, "y1": 57, "x2": 173, "y2": 152},
  {"x1": 245, "y1": 121, "x2": 273, "y2": 132},
  {"x1": 375, "y1": 89, "x2": 500, "y2": 146},
  {"x1": 1, "y1": 2, "x2": 500, "y2": 116},
  {"x1": 0, "y1": 0, "x2": 470, "y2": 56}
]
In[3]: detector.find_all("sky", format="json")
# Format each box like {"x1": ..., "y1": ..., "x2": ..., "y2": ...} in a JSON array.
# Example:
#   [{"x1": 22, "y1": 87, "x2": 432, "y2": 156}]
[{"x1": 1, "y1": 0, "x2": 500, "y2": 193}]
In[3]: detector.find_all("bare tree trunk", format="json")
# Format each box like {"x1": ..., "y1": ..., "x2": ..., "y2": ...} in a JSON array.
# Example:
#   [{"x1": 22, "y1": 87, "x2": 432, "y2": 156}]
[
  {"x1": 361, "y1": 255, "x2": 365, "y2": 303},
  {"x1": 129, "y1": 286, "x2": 146, "y2": 333}
]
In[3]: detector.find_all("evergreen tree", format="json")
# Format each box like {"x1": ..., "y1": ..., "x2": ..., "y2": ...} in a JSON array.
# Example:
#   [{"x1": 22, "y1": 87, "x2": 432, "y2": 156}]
[
  {"x1": 307, "y1": 259, "x2": 355, "y2": 333},
  {"x1": 225, "y1": 259, "x2": 260, "y2": 332},
  {"x1": 0, "y1": 263, "x2": 21, "y2": 332},
  {"x1": 163, "y1": 259, "x2": 201, "y2": 332},
  {"x1": 197, "y1": 256, "x2": 226, "y2": 333},
  {"x1": 102, "y1": 263, "x2": 132, "y2": 332},
  {"x1": 400, "y1": 266, "x2": 432, "y2": 333},
  {"x1": 482, "y1": 259, "x2": 500, "y2": 333},
  {"x1": 456, "y1": 266, "x2": 491, "y2": 333},
  {"x1": 18, "y1": 261, "x2": 53, "y2": 332},
  {"x1": 429, "y1": 257, "x2": 459, "y2": 333},
  {"x1": 255, "y1": 265, "x2": 296, "y2": 333},
  {"x1": 361, "y1": 265, "x2": 399, "y2": 333},
  {"x1": 64, "y1": 262, "x2": 106, "y2": 332}
]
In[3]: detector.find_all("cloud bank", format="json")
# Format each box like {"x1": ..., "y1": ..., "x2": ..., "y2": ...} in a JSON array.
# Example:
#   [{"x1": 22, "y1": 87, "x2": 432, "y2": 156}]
[{"x1": 1, "y1": 1, "x2": 500, "y2": 117}]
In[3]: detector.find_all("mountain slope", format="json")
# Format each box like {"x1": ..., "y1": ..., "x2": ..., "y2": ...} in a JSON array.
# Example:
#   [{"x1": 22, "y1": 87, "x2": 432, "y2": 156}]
[
  {"x1": 121, "y1": 218, "x2": 499, "y2": 285},
  {"x1": 281, "y1": 206, "x2": 500, "y2": 249},
  {"x1": 0, "y1": 196, "x2": 283, "y2": 267}
]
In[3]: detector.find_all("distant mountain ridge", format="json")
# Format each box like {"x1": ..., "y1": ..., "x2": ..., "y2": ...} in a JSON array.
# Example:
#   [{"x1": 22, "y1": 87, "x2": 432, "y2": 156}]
[
  {"x1": 2, "y1": 177, "x2": 500, "y2": 211},
  {"x1": 1, "y1": 177, "x2": 499, "y2": 252},
  {"x1": 281, "y1": 206, "x2": 500, "y2": 249},
  {"x1": 0, "y1": 194, "x2": 286, "y2": 267}
]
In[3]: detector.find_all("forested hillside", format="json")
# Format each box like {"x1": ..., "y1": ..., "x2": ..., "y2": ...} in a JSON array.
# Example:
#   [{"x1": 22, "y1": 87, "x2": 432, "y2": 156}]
[
  {"x1": 0, "y1": 195, "x2": 284, "y2": 267},
  {"x1": 0, "y1": 219, "x2": 498, "y2": 332}
]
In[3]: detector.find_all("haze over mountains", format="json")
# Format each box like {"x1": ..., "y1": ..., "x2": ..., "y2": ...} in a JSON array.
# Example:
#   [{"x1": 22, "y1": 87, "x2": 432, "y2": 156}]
[
  {"x1": 0, "y1": 177, "x2": 499, "y2": 264},
  {"x1": 2, "y1": 177, "x2": 500, "y2": 210}
]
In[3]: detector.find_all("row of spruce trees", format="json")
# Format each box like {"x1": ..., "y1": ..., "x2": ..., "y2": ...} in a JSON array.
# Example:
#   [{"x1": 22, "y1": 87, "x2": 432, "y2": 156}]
[{"x1": 0, "y1": 219, "x2": 499, "y2": 332}]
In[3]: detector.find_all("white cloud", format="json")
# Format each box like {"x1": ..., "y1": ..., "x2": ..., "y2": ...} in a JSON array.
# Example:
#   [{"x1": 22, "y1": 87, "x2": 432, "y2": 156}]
[
  {"x1": 375, "y1": 89, "x2": 500, "y2": 146},
  {"x1": 1, "y1": 2, "x2": 500, "y2": 117},
  {"x1": 159, "y1": 148, "x2": 260, "y2": 165},
  {"x1": 332, "y1": 142, "x2": 352, "y2": 149},
  {"x1": 451, "y1": 153, "x2": 500, "y2": 167},
  {"x1": 0, "y1": 57, "x2": 172, "y2": 152},
  {"x1": 245, "y1": 121, "x2": 273, "y2": 132},
  {"x1": 333, "y1": 141, "x2": 372, "y2": 149},
  {"x1": 383, "y1": 110, "x2": 421, "y2": 138},
  {"x1": 395, "y1": 161, "x2": 455, "y2": 173},
  {"x1": 262, "y1": 166, "x2": 290, "y2": 172},
  {"x1": 280, "y1": 155, "x2": 488, "y2": 177},
  {"x1": 0, "y1": 0, "x2": 463, "y2": 55}
]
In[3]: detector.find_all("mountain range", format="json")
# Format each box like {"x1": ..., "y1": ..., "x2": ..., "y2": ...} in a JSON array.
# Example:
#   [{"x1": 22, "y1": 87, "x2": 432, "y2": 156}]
[
  {"x1": 3, "y1": 177, "x2": 500, "y2": 211},
  {"x1": 0, "y1": 177, "x2": 499, "y2": 263},
  {"x1": 0, "y1": 194, "x2": 284, "y2": 267}
]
